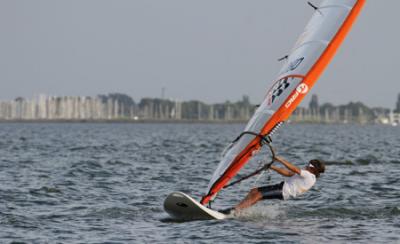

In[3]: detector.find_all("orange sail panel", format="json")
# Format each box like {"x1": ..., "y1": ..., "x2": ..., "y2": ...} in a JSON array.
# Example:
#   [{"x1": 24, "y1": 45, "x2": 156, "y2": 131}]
[{"x1": 201, "y1": 0, "x2": 366, "y2": 205}]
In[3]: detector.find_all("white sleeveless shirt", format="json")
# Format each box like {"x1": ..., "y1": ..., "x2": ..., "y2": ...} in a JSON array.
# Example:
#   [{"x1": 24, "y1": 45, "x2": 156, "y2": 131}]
[{"x1": 282, "y1": 169, "x2": 316, "y2": 200}]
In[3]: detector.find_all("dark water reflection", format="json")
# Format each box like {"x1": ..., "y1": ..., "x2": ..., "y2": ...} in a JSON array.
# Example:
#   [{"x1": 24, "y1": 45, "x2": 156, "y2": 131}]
[{"x1": 0, "y1": 123, "x2": 399, "y2": 243}]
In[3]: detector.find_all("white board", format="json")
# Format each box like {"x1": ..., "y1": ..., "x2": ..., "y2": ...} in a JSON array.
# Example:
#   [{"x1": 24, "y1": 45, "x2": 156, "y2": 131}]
[{"x1": 164, "y1": 192, "x2": 226, "y2": 221}]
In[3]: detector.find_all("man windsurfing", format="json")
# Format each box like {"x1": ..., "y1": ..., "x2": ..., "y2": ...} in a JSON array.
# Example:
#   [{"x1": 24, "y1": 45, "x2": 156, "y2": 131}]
[{"x1": 221, "y1": 156, "x2": 325, "y2": 214}]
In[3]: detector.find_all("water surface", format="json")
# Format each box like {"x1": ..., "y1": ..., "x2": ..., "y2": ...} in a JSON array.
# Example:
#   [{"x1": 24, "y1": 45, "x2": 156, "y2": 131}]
[{"x1": 0, "y1": 123, "x2": 399, "y2": 243}]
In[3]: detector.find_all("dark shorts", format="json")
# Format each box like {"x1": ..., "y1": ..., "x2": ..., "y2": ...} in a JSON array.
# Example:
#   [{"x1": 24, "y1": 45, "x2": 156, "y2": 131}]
[{"x1": 257, "y1": 181, "x2": 284, "y2": 200}]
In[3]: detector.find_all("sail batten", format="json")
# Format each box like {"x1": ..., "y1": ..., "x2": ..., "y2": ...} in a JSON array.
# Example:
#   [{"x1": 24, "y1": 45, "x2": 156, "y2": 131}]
[{"x1": 201, "y1": 0, "x2": 366, "y2": 205}]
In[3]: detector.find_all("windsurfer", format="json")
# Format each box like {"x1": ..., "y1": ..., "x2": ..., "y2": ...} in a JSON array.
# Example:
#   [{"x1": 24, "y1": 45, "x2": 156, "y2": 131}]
[{"x1": 222, "y1": 156, "x2": 325, "y2": 214}]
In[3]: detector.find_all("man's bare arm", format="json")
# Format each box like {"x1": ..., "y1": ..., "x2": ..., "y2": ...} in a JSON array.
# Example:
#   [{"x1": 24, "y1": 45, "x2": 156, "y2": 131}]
[
  {"x1": 270, "y1": 165, "x2": 295, "y2": 177},
  {"x1": 274, "y1": 156, "x2": 301, "y2": 175}
]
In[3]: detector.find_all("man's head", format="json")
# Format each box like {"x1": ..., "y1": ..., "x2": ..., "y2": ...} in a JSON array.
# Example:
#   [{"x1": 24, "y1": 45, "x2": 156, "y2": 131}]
[{"x1": 307, "y1": 159, "x2": 325, "y2": 178}]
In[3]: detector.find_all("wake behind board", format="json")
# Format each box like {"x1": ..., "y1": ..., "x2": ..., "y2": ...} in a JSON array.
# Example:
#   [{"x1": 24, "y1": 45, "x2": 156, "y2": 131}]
[{"x1": 164, "y1": 192, "x2": 226, "y2": 221}]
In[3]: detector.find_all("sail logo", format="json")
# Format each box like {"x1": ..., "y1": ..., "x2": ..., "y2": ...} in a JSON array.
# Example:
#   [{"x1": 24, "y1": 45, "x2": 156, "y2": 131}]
[
  {"x1": 285, "y1": 83, "x2": 309, "y2": 108},
  {"x1": 267, "y1": 77, "x2": 292, "y2": 105},
  {"x1": 288, "y1": 57, "x2": 304, "y2": 71},
  {"x1": 296, "y1": 83, "x2": 308, "y2": 94},
  {"x1": 281, "y1": 57, "x2": 304, "y2": 74}
]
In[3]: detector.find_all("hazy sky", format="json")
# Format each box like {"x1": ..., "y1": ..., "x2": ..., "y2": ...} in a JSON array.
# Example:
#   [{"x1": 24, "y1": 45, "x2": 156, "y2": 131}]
[{"x1": 0, "y1": 0, "x2": 399, "y2": 108}]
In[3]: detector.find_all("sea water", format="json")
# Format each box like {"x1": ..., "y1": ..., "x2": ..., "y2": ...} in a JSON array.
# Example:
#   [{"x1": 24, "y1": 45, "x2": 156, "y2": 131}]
[{"x1": 0, "y1": 123, "x2": 399, "y2": 243}]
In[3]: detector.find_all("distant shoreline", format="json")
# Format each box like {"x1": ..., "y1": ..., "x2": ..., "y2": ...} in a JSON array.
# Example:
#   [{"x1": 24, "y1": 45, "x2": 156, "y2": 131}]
[
  {"x1": 0, "y1": 119, "x2": 384, "y2": 125},
  {"x1": 1, "y1": 94, "x2": 398, "y2": 125},
  {"x1": 0, "y1": 119, "x2": 248, "y2": 124}
]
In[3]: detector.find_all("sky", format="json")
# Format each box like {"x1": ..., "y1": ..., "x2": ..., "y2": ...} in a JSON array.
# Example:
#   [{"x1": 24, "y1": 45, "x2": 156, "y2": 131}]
[{"x1": 0, "y1": 0, "x2": 399, "y2": 108}]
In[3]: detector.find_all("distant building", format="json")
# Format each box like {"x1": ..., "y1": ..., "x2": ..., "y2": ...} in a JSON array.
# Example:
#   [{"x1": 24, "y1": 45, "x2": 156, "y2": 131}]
[
  {"x1": 395, "y1": 93, "x2": 400, "y2": 113},
  {"x1": 308, "y1": 94, "x2": 320, "y2": 122},
  {"x1": 309, "y1": 94, "x2": 319, "y2": 111},
  {"x1": 390, "y1": 93, "x2": 400, "y2": 126},
  {"x1": 372, "y1": 107, "x2": 391, "y2": 125},
  {"x1": 390, "y1": 112, "x2": 400, "y2": 126}
]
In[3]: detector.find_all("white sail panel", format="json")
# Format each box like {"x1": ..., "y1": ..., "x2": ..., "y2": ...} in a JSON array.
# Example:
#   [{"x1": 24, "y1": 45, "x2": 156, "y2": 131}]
[
  {"x1": 279, "y1": 1, "x2": 355, "y2": 79},
  {"x1": 202, "y1": 0, "x2": 365, "y2": 204}
]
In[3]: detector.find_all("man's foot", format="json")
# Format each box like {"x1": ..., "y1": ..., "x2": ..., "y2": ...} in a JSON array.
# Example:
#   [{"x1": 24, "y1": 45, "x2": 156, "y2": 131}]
[{"x1": 218, "y1": 207, "x2": 234, "y2": 215}]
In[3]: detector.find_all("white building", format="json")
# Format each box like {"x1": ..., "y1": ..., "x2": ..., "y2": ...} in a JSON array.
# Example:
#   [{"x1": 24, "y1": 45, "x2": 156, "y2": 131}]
[{"x1": 390, "y1": 112, "x2": 400, "y2": 126}]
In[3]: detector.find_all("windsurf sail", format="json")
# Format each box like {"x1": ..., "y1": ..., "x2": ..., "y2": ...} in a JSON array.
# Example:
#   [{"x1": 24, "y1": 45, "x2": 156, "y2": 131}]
[{"x1": 201, "y1": 0, "x2": 366, "y2": 205}]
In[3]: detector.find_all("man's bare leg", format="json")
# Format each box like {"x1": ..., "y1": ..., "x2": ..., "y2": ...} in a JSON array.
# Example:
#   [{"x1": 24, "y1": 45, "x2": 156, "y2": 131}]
[{"x1": 234, "y1": 188, "x2": 263, "y2": 210}]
